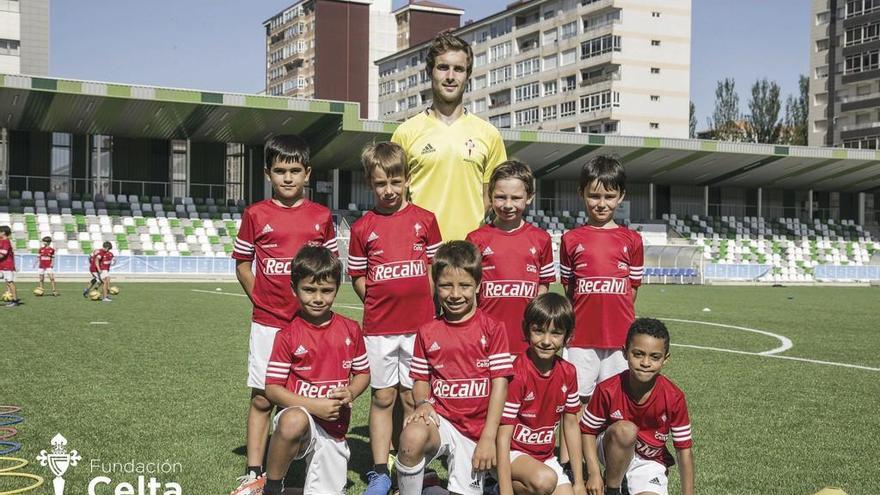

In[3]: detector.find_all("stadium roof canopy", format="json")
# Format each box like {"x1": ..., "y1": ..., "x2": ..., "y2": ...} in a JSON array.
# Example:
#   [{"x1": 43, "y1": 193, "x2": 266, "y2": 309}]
[{"x1": 3, "y1": 74, "x2": 880, "y2": 193}]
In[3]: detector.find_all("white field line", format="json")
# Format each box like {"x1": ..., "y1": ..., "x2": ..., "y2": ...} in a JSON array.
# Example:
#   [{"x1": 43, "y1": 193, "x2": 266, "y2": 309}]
[
  {"x1": 190, "y1": 290, "x2": 877, "y2": 371},
  {"x1": 657, "y1": 317, "x2": 793, "y2": 355}
]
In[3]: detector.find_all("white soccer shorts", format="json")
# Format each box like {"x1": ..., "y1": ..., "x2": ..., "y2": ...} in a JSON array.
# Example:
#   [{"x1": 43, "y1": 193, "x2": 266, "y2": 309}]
[
  {"x1": 364, "y1": 333, "x2": 416, "y2": 389},
  {"x1": 597, "y1": 432, "x2": 668, "y2": 495},
  {"x1": 38, "y1": 268, "x2": 54, "y2": 275},
  {"x1": 429, "y1": 415, "x2": 484, "y2": 495},
  {"x1": 273, "y1": 406, "x2": 350, "y2": 495},
  {"x1": 90, "y1": 270, "x2": 107, "y2": 283},
  {"x1": 0, "y1": 270, "x2": 14, "y2": 282},
  {"x1": 247, "y1": 321, "x2": 281, "y2": 389},
  {"x1": 564, "y1": 347, "x2": 627, "y2": 398},
  {"x1": 508, "y1": 450, "x2": 571, "y2": 486}
]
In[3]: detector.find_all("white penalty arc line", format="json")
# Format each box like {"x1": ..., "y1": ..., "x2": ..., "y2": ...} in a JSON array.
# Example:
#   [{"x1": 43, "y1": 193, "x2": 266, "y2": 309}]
[
  {"x1": 190, "y1": 290, "x2": 878, "y2": 371},
  {"x1": 658, "y1": 317, "x2": 793, "y2": 355}
]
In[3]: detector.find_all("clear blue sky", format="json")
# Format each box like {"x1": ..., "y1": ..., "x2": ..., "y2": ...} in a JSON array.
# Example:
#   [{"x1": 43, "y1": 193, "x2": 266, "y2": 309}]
[{"x1": 51, "y1": 0, "x2": 808, "y2": 132}]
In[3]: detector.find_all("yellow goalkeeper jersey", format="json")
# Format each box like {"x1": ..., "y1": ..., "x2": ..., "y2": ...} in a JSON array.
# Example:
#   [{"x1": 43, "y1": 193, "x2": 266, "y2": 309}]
[{"x1": 392, "y1": 109, "x2": 507, "y2": 241}]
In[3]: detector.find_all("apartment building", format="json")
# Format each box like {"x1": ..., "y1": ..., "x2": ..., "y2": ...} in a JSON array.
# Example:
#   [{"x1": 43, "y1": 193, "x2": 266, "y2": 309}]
[
  {"x1": 809, "y1": 0, "x2": 880, "y2": 148},
  {"x1": 376, "y1": 0, "x2": 691, "y2": 138},
  {"x1": 264, "y1": 0, "x2": 396, "y2": 119},
  {"x1": 0, "y1": 0, "x2": 48, "y2": 76}
]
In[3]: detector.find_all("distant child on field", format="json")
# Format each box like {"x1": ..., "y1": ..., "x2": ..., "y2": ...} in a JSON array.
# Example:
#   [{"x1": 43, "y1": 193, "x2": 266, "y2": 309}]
[
  {"x1": 396, "y1": 241, "x2": 513, "y2": 495},
  {"x1": 262, "y1": 246, "x2": 370, "y2": 495},
  {"x1": 37, "y1": 236, "x2": 59, "y2": 296},
  {"x1": 0, "y1": 225, "x2": 19, "y2": 307},
  {"x1": 230, "y1": 135, "x2": 338, "y2": 495},
  {"x1": 83, "y1": 241, "x2": 114, "y2": 302},
  {"x1": 580, "y1": 318, "x2": 694, "y2": 495},
  {"x1": 347, "y1": 142, "x2": 442, "y2": 495},
  {"x1": 495, "y1": 293, "x2": 585, "y2": 495},
  {"x1": 466, "y1": 160, "x2": 555, "y2": 354}
]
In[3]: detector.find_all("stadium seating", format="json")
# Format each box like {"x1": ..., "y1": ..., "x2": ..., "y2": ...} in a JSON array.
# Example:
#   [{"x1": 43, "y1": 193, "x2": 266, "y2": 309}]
[{"x1": 663, "y1": 214, "x2": 879, "y2": 283}]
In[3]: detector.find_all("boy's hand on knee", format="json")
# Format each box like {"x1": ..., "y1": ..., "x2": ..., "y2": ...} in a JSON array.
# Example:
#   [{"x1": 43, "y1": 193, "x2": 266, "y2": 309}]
[
  {"x1": 404, "y1": 403, "x2": 438, "y2": 427},
  {"x1": 313, "y1": 398, "x2": 344, "y2": 421},
  {"x1": 471, "y1": 438, "x2": 496, "y2": 471},
  {"x1": 328, "y1": 387, "x2": 354, "y2": 408}
]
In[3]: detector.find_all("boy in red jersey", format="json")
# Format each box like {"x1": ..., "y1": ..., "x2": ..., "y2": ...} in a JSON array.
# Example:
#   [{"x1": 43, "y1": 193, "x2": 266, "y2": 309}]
[
  {"x1": 559, "y1": 155, "x2": 643, "y2": 402},
  {"x1": 496, "y1": 293, "x2": 585, "y2": 495},
  {"x1": 262, "y1": 245, "x2": 370, "y2": 495},
  {"x1": 466, "y1": 161, "x2": 555, "y2": 354},
  {"x1": 580, "y1": 318, "x2": 694, "y2": 495},
  {"x1": 231, "y1": 135, "x2": 338, "y2": 495},
  {"x1": 396, "y1": 241, "x2": 513, "y2": 495},
  {"x1": 0, "y1": 225, "x2": 19, "y2": 307},
  {"x1": 83, "y1": 244, "x2": 106, "y2": 298},
  {"x1": 83, "y1": 241, "x2": 114, "y2": 302},
  {"x1": 37, "y1": 236, "x2": 58, "y2": 296},
  {"x1": 348, "y1": 142, "x2": 442, "y2": 495}
]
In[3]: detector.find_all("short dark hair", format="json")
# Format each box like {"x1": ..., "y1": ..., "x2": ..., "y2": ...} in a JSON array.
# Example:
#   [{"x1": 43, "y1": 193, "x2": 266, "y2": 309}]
[
  {"x1": 522, "y1": 293, "x2": 574, "y2": 343},
  {"x1": 42, "y1": 236, "x2": 51, "y2": 243},
  {"x1": 290, "y1": 245, "x2": 342, "y2": 289},
  {"x1": 426, "y1": 31, "x2": 473, "y2": 77},
  {"x1": 265, "y1": 134, "x2": 311, "y2": 169},
  {"x1": 578, "y1": 155, "x2": 626, "y2": 195},
  {"x1": 431, "y1": 240, "x2": 482, "y2": 286},
  {"x1": 0, "y1": 225, "x2": 10, "y2": 236},
  {"x1": 488, "y1": 160, "x2": 535, "y2": 198},
  {"x1": 103, "y1": 241, "x2": 113, "y2": 250},
  {"x1": 625, "y1": 318, "x2": 670, "y2": 353},
  {"x1": 362, "y1": 141, "x2": 408, "y2": 182}
]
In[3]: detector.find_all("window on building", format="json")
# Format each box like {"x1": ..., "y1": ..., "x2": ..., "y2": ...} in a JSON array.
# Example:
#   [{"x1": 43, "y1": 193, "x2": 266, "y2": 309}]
[
  {"x1": 515, "y1": 82, "x2": 540, "y2": 102},
  {"x1": 515, "y1": 57, "x2": 541, "y2": 78},
  {"x1": 490, "y1": 65, "x2": 513, "y2": 85},
  {"x1": 561, "y1": 48, "x2": 577, "y2": 66},
  {"x1": 489, "y1": 113, "x2": 512, "y2": 128},
  {"x1": 490, "y1": 41, "x2": 512, "y2": 62},
  {"x1": 562, "y1": 75, "x2": 577, "y2": 92},
  {"x1": 543, "y1": 80, "x2": 557, "y2": 96},
  {"x1": 845, "y1": 21, "x2": 880, "y2": 46},
  {"x1": 543, "y1": 28, "x2": 558, "y2": 45},
  {"x1": 650, "y1": 95, "x2": 660, "y2": 101},
  {"x1": 51, "y1": 133, "x2": 71, "y2": 193},
  {"x1": 408, "y1": 74, "x2": 418, "y2": 87},
  {"x1": 515, "y1": 107, "x2": 540, "y2": 126},
  {"x1": 472, "y1": 98, "x2": 487, "y2": 113},
  {"x1": 408, "y1": 95, "x2": 418, "y2": 108},
  {"x1": 579, "y1": 90, "x2": 619, "y2": 113},
  {"x1": 474, "y1": 52, "x2": 488, "y2": 68},
  {"x1": 651, "y1": 67, "x2": 661, "y2": 74},
  {"x1": 651, "y1": 40, "x2": 661, "y2": 46},
  {"x1": 652, "y1": 11, "x2": 661, "y2": 17},
  {"x1": 542, "y1": 105, "x2": 557, "y2": 121},
  {"x1": 649, "y1": 122, "x2": 660, "y2": 129},
  {"x1": 845, "y1": 50, "x2": 880, "y2": 74},
  {"x1": 474, "y1": 75, "x2": 487, "y2": 90},
  {"x1": 489, "y1": 89, "x2": 511, "y2": 108},
  {"x1": 561, "y1": 21, "x2": 578, "y2": 39},
  {"x1": 543, "y1": 54, "x2": 557, "y2": 70},
  {"x1": 561, "y1": 101, "x2": 576, "y2": 117},
  {"x1": 580, "y1": 34, "x2": 621, "y2": 59}
]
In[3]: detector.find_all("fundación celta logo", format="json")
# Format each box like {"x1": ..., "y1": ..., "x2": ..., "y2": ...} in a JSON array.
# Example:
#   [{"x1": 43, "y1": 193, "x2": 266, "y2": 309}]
[{"x1": 37, "y1": 433, "x2": 81, "y2": 495}]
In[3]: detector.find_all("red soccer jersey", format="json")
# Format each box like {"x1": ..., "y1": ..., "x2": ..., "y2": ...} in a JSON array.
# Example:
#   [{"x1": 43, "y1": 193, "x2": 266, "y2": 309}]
[
  {"x1": 98, "y1": 250, "x2": 114, "y2": 271},
  {"x1": 579, "y1": 371, "x2": 693, "y2": 467},
  {"x1": 466, "y1": 223, "x2": 555, "y2": 353},
  {"x1": 264, "y1": 312, "x2": 369, "y2": 439},
  {"x1": 410, "y1": 309, "x2": 514, "y2": 441},
  {"x1": 232, "y1": 199, "x2": 338, "y2": 328},
  {"x1": 88, "y1": 249, "x2": 104, "y2": 273},
  {"x1": 501, "y1": 353, "x2": 580, "y2": 461},
  {"x1": 348, "y1": 204, "x2": 442, "y2": 335},
  {"x1": 0, "y1": 239, "x2": 14, "y2": 271},
  {"x1": 38, "y1": 246, "x2": 55, "y2": 269},
  {"x1": 559, "y1": 226, "x2": 644, "y2": 349}
]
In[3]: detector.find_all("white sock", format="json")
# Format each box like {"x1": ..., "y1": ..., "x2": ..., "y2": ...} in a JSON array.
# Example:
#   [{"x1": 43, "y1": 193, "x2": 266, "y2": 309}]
[{"x1": 396, "y1": 457, "x2": 426, "y2": 495}]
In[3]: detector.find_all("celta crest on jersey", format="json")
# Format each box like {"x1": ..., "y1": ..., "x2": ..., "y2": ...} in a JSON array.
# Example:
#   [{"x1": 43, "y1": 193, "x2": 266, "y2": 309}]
[
  {"x1": 575, "y1": 277, "x2": 627, "y2": 295},
  {"x1": 513, "y1": 424, "x2": 556, "y2": 445},
  {"x1": 371, "y1": 260, "x2": 427, "y2": 281},
  {"x1": 481, "y1": 280, "x2": 537, "y2": 299},
  {"x1": 432, "y1": 378, "x2": 489, "y2": 398}
]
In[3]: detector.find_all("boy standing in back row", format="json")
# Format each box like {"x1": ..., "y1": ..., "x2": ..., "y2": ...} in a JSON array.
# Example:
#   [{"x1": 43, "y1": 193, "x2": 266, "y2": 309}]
[{"x1": 230, "y1": 134, "x2": 338, "y2": 495}]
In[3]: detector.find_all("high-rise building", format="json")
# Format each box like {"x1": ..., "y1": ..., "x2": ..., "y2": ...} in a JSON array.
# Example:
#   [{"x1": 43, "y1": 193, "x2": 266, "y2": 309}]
[
  {"x1": 377, "y1": 0, "x2": 692, "y2": 138},
  {"x1": 264, "y1": 0, "x2": 396, "y2": 119},
  {"x1": 0, "y1": 0, "x2": 49, "y2": 76},
  {"x1": 394, "y1": 1, "x2": 464, "y2": 51},
  {"x1": 809, "y1": 0, "x2": 880, "y2": 149}
]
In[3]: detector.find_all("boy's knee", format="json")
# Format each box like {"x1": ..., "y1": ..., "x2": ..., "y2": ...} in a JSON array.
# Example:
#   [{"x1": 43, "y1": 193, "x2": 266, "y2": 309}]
[
  {"x1": 398, "y1": 423, "x2": 430, "y2": 456},
  {"x1": 250, "y1": 393, "x2": 273, "y2": 412},
  {"x1": 607, "y1": 420, "x2": 638, "y2": 446},
  {"x1": 276, "y1": 409, "x2": 310, "y2": 441},
  {"x1": 528, "y1": 468, "x2": 558, "y2": 495},
  {"x1": 371, "y1": 388, "x2": 397, "y2": 409}
]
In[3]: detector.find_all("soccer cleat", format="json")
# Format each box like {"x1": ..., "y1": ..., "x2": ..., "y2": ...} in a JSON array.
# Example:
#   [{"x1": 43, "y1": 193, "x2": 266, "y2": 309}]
[
  {"x1": 362, "y1": 471, "x2": 392, "y2": 495},
  {"x1": 102, "y1": 297, "x2": 113, "y2": 302},
  {"x1": 230, "y1": 473, "x2": 265, "y2": 495},
  {"x1": 82, "y1": 288, "x2": 89, "y2": 298}
]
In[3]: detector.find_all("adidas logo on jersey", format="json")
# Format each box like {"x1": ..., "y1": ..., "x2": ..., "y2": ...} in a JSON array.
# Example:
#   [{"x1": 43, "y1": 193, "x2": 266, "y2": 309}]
[
  {"x1": 649, "y1": 477, "x2": 661, "y2": 485},
  {"x1": 294, "y1": 345, "x2": 308, "y2": 356},
  {"x1": 367, "y1": 231, "x2": 379, "y2": 242},
  {"x1": 482, "y1": 246, "x2": 494, "y2": 256},
  {"x1": 422, "y1": 143, "x2": 436, "y2": 154},
  {"x1": 261, "y1": 224, "x2": 274, "y2": 235},
  {"x1": 575, "y1": 244, "x2": 585, "y2": 254},
  {"x1": 428, "y1": 342, "x2": 441, "y2": 352},
  {"x1": 523, "y1": 391, "x2": 535, "y2": 402},
  {"x1": 611, "y1": 409, "x2": 623, "y2": 420}
]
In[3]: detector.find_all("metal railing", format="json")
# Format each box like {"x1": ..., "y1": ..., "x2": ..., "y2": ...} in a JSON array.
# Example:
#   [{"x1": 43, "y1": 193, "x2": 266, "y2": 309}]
[{"x1": 5, "y1": 175, "x2": 240, "y2": 200}]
